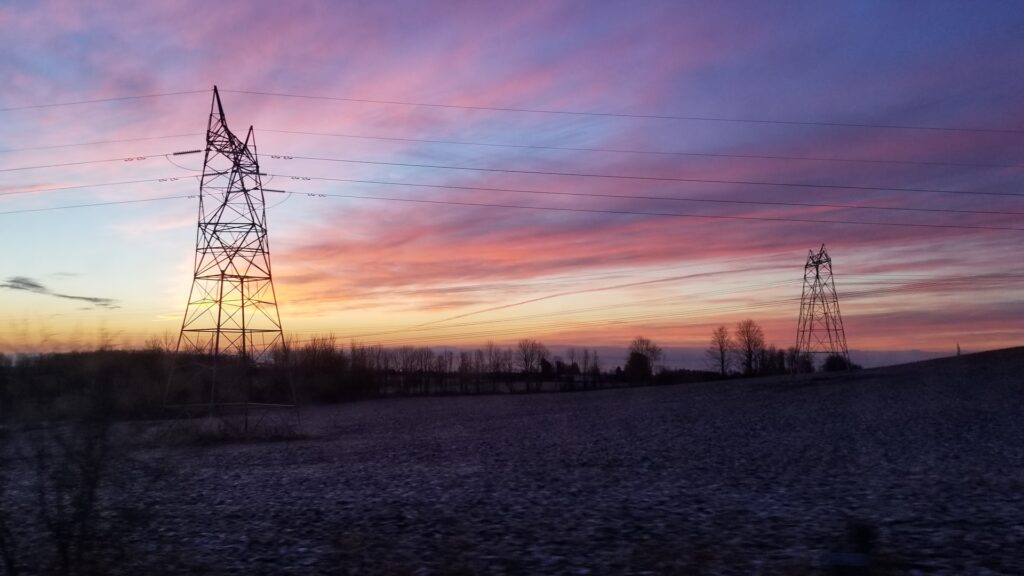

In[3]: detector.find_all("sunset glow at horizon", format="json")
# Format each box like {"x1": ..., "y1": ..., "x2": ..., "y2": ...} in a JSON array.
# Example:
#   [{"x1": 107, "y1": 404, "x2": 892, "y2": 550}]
[{"x1": 2, "y1": 1, "x2": 1022, "y2": 362}]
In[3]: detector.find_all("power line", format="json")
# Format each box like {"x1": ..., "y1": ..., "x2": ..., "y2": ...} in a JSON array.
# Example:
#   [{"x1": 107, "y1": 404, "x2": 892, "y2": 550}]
[
  {"x1": 222, "y1": 89, "x2": 1024, "y2": 135},
  {"x1": 10, "y1": 146, "x2": 1022, "y2": 204},
  {"x1": 345, "y1": 273, "x2": 796, "y2": 340},
  {"x1": 260, "y1": 128, "x2": 1024, "y2": 170},
  {"x1": 3, "y1": 172, "x2": 1018, "y2": 230},
  {"x1": 286, "y1": 280, "x2": 798, "y2": 342},
  {"x1": 286, "y1": 270, "x2": 1019, "y2": 336},
  {"x1": 163, "y1": 153, "x2": 205, "y2": 172},
  {"x1": 0, "y1": 195, "x2": 190, "y2": 215},
  {"x1": 0, "y1": 151, "x2": 194, "y2": 172},
  {"x1": 326, "y1": 299, "x2": 805, "y2": 347},
  {"x1": 330, "y1": 302, "x2": 794, "y2": 346},
  {"x1": 261, "y1": 187, "x2": 1024, "y2": 231},
  {"x1": 285, "y1": 270, "x2": 1024, "y2": 347},
  {"x1": 0, "y1": 90, "x2": 207, "y2": 113},
  {"x1": 267, "y1": 153, "x2": 1024, "y2": 198},
  {"x1": 286, "y1": 249, "x2": 798, "y2": 312},
  {"x1": 265, "y1": 172, "x2": 1024, "y2": 217},
  {"x1": 8, "y1": 126, "x2": 1018, "y2": 170},
  {"x1": 280, "y1": 250, "x2": 798, "y2": 336},
  {"x1": 4, "y1": 86, "x2": 1019, "y2": 135},
  {"x1": 266, "y1": 256, "x2": 797, "y2": 344},
  {"x1": 12, "y1": 146, "x2": 1020, "y2": 205},
  {"x1": 299, "y1": 273, "x2": 1024, "y2": 347},
  {"x1": 0, "y1": 175, "x2": 199, "y2": 198},
  {"x1": 0, "y1": 134, "x2": 202, "y2": 155},
  {"x1": 348, "y1": 291, "x2": 886, "y2": 346},
  {"x1": 322, "y1": 269, "x2": 1024, "y2": 343}
]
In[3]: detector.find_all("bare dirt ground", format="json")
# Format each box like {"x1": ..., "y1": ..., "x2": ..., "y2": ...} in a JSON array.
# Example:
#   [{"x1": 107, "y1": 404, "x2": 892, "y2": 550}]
[{"x1": 3, "y1": 348, "x2": 1023, "y2": 574}]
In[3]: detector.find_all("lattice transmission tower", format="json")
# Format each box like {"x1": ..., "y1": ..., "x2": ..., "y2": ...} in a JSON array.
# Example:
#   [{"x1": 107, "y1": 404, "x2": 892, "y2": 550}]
[
  {"x1": 795, "y1": 244, "x2": 850, "y2": 368},
  {"x1": 165, "y1": 87, "x2": 294, "y2": 423}
]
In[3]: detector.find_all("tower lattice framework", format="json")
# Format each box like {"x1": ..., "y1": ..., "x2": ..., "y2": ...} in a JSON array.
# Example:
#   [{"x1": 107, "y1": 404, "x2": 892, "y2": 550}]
[
  {"x1": 795, "y1": 244, "x2": 850, "y2": 366},
  {"x1": 166, "y1": 87, "x2": 292, "y2": 416}
]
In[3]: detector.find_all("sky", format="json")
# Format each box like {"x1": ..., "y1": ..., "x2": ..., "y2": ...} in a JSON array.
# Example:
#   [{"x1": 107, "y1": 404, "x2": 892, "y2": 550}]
[{"x1": 1, "y1": 0, "x2": 1022, "y2": 365}]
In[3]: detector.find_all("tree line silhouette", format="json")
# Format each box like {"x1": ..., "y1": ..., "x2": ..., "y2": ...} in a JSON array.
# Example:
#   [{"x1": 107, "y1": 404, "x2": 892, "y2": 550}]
[
  {"x1": 704, "y1": 319, "x2": 857, "y2": 377},
  {"x1": 0, "y1": 318, "x2": 856, "y2": 424}
]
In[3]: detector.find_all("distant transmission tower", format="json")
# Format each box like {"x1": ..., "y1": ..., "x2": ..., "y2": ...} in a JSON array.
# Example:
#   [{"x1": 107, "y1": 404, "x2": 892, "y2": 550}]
[
  {"x1": 795, "y1": 244, "x2": 850, "y2": 368},
  {"x1": 165, "y1": 87, "x2": 294, "y2": 428}
]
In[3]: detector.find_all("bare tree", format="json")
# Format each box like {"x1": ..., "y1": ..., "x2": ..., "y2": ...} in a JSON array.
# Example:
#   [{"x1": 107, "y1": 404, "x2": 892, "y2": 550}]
[
  {"x1": 472, "y1": 349, "x2": 486, "y2": 392},
  {"x1": 733, "y1": 319, "x2": 766, "y2": 376},
  {"x1": 590, "y1": 350, "x2": 601, "y2": 382},
  {"x1": 705, "y1": 325, "x2": 732, "y2": 377},
  {"x1": 484, "y1": 341, "x2": 502, "y2": 374},
  {"x1": 367, "y1": 344, "x2": 388, "y2": 371},
  {"x1": 628, "y1": 336, "x2": 664, "y2": 365},
  {"x1": 396, "y1": 346, "x2": 417, "y2": 374},
  {"x1": 472, "y1": 349, "x2": 485, "y2": 373},
  {"x1": 415, "y1": 347, "x2": 434, "y2": 373},
  {"x1": 516, "y1": 339, "x2": 549, "y2": 392},
  {"x1": 516, "y1": 339, "x2": 547, "y2": 374},
  {"x1": 625, "y1": 337, "x2": 663, "y2": 381},
  {"x1": 499, "y1": 347, "x2": 515, "y2": 374}
]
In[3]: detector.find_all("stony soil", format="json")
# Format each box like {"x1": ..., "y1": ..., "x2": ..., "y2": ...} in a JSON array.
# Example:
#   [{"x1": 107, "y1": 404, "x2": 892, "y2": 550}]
[{"x1": 2, "y1": 348, "x2": 1023, "y2": 574}]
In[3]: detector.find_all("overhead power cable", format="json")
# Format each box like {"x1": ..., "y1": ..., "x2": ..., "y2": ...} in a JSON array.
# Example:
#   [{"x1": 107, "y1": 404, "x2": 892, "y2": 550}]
[
  {"x1": 260, "y1": 128, "x2": 1024, "y2": 170},
  {"x1": 0, "y1": 134, "x2": 202, "y2": 155},
  {"x1": 265, "y1": 172, "x2": 1024, "y2": 217},
  {"x1": 287, "y1": 271, "x2": 1024, "y2": 346},
  {"x1": 9, "y1": 128, "x2": 1019, "y2": 170},
  {"x1": 0, "y1": 195, "x2": 190, "y2": 215},
  {"x1": 4, "y1": 87, "x2": 1018, "y2": 134},
  {"x1": 260, "y1": 187, "x2": 1024, "y2": 232},
  {"x1": 222, "y1": 89, "x2": 1024, "y2": 135},
  {"x1": 316, "y1": 299, "x2": 805, "y2": 347},
  {"x1": 0, "y1": 90, "x2": 207, "y2": 113},
  {"x1": 346, "y1": 271, "x2": 793, "y2": 340},
  {"x1": 9, "y1": 147, "x2": 1019, "y2": 205},
  {"x1": 4, "y1": 174, "x2": 1019, "y2": 227},
  {"x1": 267, "y1": 153, "x2": 1024, "y2": 198},
  {"x1": 331, "y1": 270, "x2": 1024, "y2": 342},
  {"x1": 0, "y1": 150, "x2": 198, "y2": 172},
  {"x1": 283, "y1": 249, "x2": 797, "y2": 312},
  {"x1": 0, "y1": 175, "x2": 198, "y2": 198},
  {"x1": 274, "y1": 276, "x2": 793, "y2": 343},
  {"x1": 309, "y1": 274, "x2": 1022, "y2": 347}
]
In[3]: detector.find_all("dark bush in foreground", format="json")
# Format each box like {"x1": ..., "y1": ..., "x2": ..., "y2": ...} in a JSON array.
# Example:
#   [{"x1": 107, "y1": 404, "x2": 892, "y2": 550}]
[{"x1": 823, "y1": 354, "x2": 861, "y2": 372}]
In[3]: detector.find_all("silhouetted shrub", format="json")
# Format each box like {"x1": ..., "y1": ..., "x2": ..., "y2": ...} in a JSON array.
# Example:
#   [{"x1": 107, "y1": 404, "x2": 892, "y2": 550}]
[
  {"x1": 653, "y1": 368, "x2": 721, "y2": 385},
  {"x1": 624, "y1": 351, "x2": 653, "y2": 382},
  {"x1": 823, "y1": 354, "x2": 861, "y2": 372}
]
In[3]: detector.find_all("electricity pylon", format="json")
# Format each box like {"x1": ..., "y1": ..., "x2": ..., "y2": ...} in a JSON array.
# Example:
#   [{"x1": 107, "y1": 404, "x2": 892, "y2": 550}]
[
  {"x1": 795, "y1": 244, "x2": 850, "y2": 369},
  {"x1": 165, "y1": 87, "x2": 294, "y2": 427}
]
